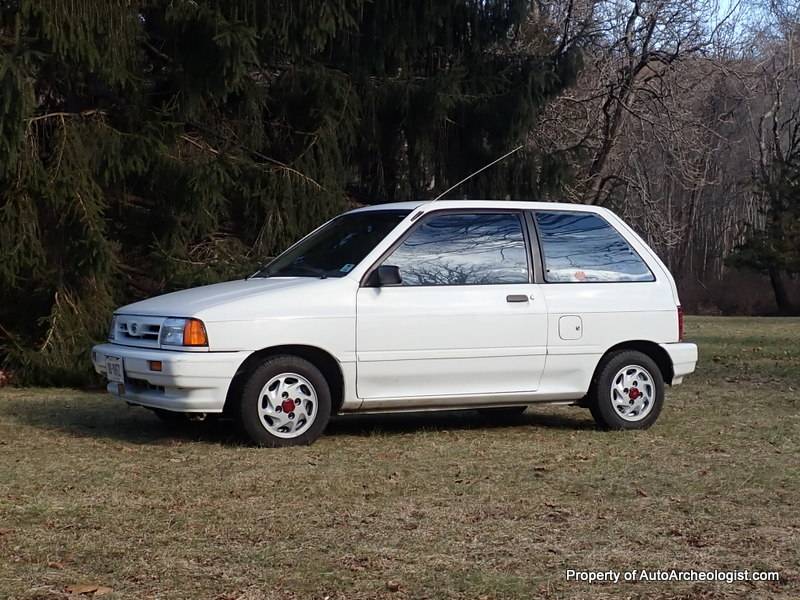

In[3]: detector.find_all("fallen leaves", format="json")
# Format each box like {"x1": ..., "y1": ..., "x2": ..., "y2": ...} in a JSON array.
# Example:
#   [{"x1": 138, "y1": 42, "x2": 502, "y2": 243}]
[
  {"x1": 65, "y1": 584, "x2": 113, "y2": 596},
  {"x1": 341, "y1": 554, "x2": 371, "y2": 572}
]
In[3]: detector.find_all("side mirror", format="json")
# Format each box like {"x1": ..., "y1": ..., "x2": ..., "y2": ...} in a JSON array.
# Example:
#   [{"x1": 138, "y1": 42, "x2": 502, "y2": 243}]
[{"x1": 375, "y1": 265, "x2": 402, "y2": 287}]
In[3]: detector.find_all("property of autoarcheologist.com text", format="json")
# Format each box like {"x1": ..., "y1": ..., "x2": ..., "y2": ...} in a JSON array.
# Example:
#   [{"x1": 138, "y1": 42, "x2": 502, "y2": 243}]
[{"x1": 565, "y1": 569, "x2": 780, "y2": 584}]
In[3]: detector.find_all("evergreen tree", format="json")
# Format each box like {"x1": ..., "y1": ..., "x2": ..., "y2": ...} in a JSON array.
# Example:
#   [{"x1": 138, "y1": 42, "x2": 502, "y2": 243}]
[
  {"x1": 0, "y1": 0, "x2": 580, "y2": 383},
  {"x1": 728, "y1": 160, "x2": 800, "y2": 314}
]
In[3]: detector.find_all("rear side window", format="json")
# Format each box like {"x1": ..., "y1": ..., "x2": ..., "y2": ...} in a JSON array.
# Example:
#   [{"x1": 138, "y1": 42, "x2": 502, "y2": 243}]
[
  {"x1": 384, "y1": 212, "x2": 529, "y2": 285},
  {"x1": 534, "y1": 211, "x2": 654, "y2": 283}
]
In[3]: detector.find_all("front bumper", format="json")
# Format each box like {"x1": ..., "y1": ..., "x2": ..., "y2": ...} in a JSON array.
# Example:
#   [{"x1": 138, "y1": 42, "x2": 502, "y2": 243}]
[
  {"x1": 659, "y1": 342, "x2": 698, "y2": 385},
  {"x1": 91, "y1": 343, "x2": 251, "y2": 413}
]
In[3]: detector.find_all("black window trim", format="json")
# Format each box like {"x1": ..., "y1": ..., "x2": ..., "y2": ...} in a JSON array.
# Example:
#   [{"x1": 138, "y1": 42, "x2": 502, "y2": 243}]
[
  {"x1": 529, "y1": 209, "x2": 657, "y2": 284},
  {"x1": 360, "y1": 208, "x2": 534, "y2": 288},
  {"x1": 523, "y1": 210, "x2": 545, "y2": 284}
]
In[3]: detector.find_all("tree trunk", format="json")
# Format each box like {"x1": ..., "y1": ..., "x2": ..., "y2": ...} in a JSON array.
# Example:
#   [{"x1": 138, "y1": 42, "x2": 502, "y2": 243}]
[{"x1": 768, "y1": 267, "x2": 795, "y2": 314}]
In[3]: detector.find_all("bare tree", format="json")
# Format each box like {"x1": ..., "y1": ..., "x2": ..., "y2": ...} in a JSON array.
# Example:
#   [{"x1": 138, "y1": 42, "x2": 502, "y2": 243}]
[
  {"x1": 728, "y1": 1, "x2": 800, "y2": 312},
  {"x1": 531, "y1": 0, "x2": 795, "y2": 304},
  {"x1": 536, "y1": 0, "x2": 730, "y2": 200}
]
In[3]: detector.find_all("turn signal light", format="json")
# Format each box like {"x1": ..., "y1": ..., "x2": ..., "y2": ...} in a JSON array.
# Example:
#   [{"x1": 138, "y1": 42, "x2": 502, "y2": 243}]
[
  {"x1": 183, "y1": 318, "x2": 208, "y2": 346},
  {"x1": 149, "y1": 360, "x2": 162, "y2": 372}
]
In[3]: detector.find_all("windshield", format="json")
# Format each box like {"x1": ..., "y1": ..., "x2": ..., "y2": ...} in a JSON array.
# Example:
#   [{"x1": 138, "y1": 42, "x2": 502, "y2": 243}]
[{"x1": 254, "y1": 209, "x2": 411, "y2": 278}]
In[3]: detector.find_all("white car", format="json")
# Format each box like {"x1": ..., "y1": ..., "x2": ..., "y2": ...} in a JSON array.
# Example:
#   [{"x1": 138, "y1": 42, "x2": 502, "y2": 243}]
[{"x1": 92, "y1": 200, "x2": 698, "y2": 446}]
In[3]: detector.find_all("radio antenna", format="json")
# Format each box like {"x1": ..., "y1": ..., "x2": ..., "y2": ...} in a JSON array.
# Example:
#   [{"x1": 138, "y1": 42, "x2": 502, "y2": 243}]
[{"x1": 431, "y1": 144, "x2": 524, "y2": 202}]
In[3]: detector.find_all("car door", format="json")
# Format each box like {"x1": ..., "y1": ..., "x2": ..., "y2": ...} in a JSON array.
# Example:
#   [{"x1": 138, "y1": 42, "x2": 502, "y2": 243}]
[{"x1": 355, "y1": 210, "x2": 548, "y2": 403}]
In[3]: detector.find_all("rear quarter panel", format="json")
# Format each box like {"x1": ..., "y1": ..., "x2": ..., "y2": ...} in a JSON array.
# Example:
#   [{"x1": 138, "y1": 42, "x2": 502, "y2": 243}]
[{"x1": 536, "y1": 208, "x2": 679, "y2": 396}]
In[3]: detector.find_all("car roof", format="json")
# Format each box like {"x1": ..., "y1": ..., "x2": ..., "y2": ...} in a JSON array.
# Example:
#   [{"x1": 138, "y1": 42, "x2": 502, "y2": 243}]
[
  {"x1": 346, "y1": 199, "x2": 608, "y2": 214},
  {"x1": 346, "y1": 201, "x2": 425, "y2": 213}
]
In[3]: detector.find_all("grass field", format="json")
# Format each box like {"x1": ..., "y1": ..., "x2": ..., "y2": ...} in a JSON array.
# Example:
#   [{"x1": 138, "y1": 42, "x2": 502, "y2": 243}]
[{"x1": 1, "y1": 317, "x2": 799, "y2": 599}]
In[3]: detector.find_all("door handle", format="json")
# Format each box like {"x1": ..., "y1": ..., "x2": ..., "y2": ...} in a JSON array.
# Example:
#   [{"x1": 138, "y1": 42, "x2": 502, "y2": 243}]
[{"x1": 506, "y1": 294, "x2": 529, "y2": 303}]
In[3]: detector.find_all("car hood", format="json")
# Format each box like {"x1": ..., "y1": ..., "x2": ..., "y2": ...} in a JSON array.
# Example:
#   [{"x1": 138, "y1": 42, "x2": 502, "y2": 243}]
[{"x1": 116, "y1": 277, "x2": 343, "y2": 320}]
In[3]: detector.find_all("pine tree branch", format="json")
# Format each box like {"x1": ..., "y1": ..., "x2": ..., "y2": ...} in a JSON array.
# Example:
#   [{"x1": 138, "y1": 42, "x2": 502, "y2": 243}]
[
  {"x1": 179, "y1": 134, "x2": 326, "y2": 191},
  {"x1": 26, "y1": 109, "x2": 106, "y2": 125},
  {"x1": 0, "y1": 321, "x2": 26, "y2": 353},
  {"x1": 143, "y1": 40, "x2": 172, "y2": 63}
]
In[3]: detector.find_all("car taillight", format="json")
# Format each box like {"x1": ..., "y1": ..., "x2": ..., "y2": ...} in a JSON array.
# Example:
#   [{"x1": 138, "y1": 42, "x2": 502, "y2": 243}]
[{"x1": 677, "y1": 305, "x2": 684, "y2": 341}]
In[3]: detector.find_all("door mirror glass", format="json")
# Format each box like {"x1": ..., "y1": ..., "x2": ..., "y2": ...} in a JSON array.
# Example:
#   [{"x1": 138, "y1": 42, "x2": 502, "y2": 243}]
[{"x1": 376, "y1": 265, "x2": 402, "y2": 286}]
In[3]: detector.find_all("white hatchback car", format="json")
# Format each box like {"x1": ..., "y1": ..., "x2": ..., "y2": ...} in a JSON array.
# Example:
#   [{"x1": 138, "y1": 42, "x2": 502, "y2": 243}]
[{"x1": 92, "y1": 200, "x2": 697, "y2": 446}]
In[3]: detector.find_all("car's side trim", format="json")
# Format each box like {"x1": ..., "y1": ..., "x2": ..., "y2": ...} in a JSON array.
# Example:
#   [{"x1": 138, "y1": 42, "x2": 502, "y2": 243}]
[
  {"x1": 349, "y1": 391, "x2": 580, "y2": 412},
  {"x1": 357, "y1": 345, "x2": 547, "y2": 362}
]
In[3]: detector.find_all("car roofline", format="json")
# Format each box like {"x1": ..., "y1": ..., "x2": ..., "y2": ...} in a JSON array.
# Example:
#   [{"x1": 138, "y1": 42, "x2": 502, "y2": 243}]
[{"x1": 345, "y1": 199, "x2": 609, "y2": 215}]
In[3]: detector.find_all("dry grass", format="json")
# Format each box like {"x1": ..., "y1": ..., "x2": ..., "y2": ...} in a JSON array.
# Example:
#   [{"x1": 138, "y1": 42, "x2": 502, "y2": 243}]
[{"x1": 1, "y1": 317, "x2": 799, "y2": 600}]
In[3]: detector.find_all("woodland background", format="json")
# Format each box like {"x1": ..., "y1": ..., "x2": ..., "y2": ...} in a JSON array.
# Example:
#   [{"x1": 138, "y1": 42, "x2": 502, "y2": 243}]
[{"x1": 0, "y1": 0, "x2": 798, "y2": 384}]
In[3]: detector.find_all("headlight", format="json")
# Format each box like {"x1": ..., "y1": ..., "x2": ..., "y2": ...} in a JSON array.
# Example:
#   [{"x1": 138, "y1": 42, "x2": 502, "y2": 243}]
[
  {"x1": 160, "y1": 317, "x2": 208, "y2": 347},
  {"x1": 107, "y1": 315, "x2": 118, "y2": 341}
]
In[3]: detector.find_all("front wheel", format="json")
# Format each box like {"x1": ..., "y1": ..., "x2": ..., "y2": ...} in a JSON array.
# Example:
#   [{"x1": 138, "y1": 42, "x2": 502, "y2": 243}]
[
  {"x1": 589, "y1": 350, "x2": 664, "y2": 430},
  {"x1": 237, "y1": 355, "x2": 331, "y2": 447}
]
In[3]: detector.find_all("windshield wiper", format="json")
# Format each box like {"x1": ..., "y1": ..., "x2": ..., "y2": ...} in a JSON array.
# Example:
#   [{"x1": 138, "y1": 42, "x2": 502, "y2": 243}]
[{"x1": 270, "y1": 264, "x2": 328, "y2": 278}]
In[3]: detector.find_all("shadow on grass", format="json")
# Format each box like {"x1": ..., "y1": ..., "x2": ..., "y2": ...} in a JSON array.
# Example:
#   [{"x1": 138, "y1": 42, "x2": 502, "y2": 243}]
[
  {"x1": 328, "y1": 408, "x2": 595, "y2": 437},
  {"x1": 2, "y1": 392, "x2": 595, "y2": 446},
  {"x1": 2, "y1": 394, "x2": 236, "y2": 445}
]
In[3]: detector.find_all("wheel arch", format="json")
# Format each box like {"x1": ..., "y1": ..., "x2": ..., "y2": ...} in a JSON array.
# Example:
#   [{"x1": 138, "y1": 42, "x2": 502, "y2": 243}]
[
  {"x1": 223, "y1": 344, "x2": 345, "y2": 415},
  {"x1": 594, "y1": 340, "x2": 674, "y2": 386}
]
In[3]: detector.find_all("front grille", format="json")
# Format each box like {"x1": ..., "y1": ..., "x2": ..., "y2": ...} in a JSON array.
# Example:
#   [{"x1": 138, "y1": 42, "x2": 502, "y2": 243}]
[
  {"x1": 113, "y1": 315, "x2": 165, "y2": 348},
  {"x1": 120, "y1": 322, "x2": 160, "y2": 340}
]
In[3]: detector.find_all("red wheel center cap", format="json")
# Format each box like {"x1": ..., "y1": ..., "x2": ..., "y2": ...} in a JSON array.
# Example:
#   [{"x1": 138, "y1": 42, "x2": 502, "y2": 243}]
[
  {"x1": 281, "y1": 399, "x2": 296, "y2": 413},
  {"x1": 629, "y1": 387, "x2": 641, "y2": 400}
]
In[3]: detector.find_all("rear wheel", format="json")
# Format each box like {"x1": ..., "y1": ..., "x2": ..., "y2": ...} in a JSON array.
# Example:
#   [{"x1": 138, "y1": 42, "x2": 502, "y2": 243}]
[
  {"x1": 237, "y1": 355, "x2": 331, "y2": 447},
  {"x1": 589, "y1": 350, "x2": 664, "y2": 430}
]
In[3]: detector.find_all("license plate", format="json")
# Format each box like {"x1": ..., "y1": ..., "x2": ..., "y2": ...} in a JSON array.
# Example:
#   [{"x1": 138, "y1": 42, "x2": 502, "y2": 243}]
[{"x1": 106, "y1": 356, "x2": 125, "y2": 384}]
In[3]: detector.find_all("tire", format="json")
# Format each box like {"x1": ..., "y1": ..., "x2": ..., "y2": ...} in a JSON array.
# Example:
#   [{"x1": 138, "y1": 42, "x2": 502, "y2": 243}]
[
  {"x1": 477, "y1": 406, "x2": 527, "y2": 418},
  {"x1": 589, "y1": 350, "x2": 664, "y2": 430},
  {"x1": 237, "y1": 354, "x2": 331, "y2": 447}
]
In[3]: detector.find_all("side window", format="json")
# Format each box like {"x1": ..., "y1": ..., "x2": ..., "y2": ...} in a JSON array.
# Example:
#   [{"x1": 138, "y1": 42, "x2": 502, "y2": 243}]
[
  {"x1": 384, "y1": 212, "x2": 529, "y2": 286},
  {"x1": 534, "y1": 211, "x2": 654, "y2": 283}
]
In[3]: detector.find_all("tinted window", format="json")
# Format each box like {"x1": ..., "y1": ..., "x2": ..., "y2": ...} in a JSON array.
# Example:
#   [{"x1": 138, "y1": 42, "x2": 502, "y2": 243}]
[
  {"x1": 384, "y1": 212, "x2": 529, "y2": 286},
  {"x1": 534, "y1": 211, "x2": 654, "y2": 283},
  {"x1": 256, "y1": 210, "x2": 409, "y2": 278}
]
